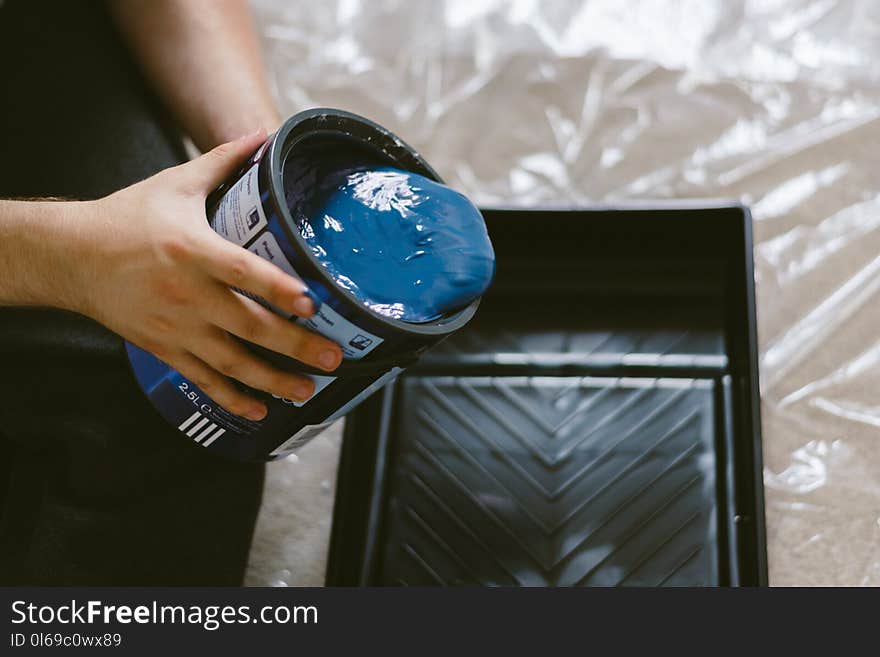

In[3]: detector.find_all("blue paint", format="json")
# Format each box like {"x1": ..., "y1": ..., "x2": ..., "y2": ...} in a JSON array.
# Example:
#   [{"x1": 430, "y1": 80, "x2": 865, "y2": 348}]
[{"x1": 291, "y1": 164, "x2": 494, "y2": 322}]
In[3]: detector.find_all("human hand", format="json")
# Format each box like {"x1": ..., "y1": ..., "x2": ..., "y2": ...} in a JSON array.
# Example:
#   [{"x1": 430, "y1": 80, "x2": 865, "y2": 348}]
[{"x1": 67, "y1": 131, "x2": 342, "y2": 420}]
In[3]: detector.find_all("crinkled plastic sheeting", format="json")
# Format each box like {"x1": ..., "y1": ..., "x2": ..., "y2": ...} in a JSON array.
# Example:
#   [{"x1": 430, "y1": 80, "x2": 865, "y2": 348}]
[{"x1": 245, "y1": 0, "x2": 880, "y2": 586}]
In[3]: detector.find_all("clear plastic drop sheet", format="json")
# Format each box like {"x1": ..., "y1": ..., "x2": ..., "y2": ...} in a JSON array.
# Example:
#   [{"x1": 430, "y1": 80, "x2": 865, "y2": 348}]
[{"x1": 245, "y1": 0, "x2": 880, "y2": 586}]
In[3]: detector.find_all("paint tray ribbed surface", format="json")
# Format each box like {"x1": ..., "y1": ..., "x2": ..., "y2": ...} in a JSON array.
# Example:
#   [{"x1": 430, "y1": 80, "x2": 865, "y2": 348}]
[{"x1": 327, "y1": 206, "x2": 767, "y2": 587}]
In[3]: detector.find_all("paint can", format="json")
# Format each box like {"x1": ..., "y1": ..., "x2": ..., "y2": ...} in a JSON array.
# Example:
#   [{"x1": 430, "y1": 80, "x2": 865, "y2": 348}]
[{"x1": 126, "y1": 108, "x2": 481, "y2": 461}]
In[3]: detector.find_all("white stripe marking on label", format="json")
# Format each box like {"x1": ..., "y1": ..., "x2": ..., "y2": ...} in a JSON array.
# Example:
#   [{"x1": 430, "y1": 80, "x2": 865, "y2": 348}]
[
  {"x1": 193, "y1": 422, "x2": 217, "y2": 444},
  {"x1": 202, "y1": 428, "x2": 226, "y2": 448},
  {"x1": 186, "y1": 417, "x2": 210, "y2": 437},
  {"x1": 178, "y1": 411, "x2": 201, "y2": 432}
]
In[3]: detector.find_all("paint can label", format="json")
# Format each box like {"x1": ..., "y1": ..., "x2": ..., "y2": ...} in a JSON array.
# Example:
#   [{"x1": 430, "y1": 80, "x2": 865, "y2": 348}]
[
  {"x1": 211, "y1": 163, "x2": 268, "y2": 246},
  {"x1": 209, "y1": 164, "x2": 385, "y2": 405}
]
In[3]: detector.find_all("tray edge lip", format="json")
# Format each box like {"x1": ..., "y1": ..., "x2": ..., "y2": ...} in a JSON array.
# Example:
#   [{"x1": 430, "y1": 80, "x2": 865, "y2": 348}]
[{"x1": 476, "y1": 199, "x2": 747, "y2": 213}]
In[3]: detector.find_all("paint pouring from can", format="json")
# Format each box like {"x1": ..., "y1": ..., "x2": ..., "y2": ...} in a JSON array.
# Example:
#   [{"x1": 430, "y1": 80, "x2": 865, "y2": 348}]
[
  {"x1": 125, "y1": 109, "x2": 490, "y2": 462},
  {"x1": 292, "y1": 162, "x2": 495, "y2": 322}
]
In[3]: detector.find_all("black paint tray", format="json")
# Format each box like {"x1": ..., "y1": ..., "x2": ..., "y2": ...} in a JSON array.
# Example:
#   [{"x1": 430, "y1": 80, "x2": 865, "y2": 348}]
[{"x1": 326, "y1": 205, "x2": 767, "y2": 586}]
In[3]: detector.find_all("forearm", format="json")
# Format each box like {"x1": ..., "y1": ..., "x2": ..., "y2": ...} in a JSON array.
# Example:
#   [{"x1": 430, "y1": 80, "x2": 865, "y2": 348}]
[
  {"x1": 109, "y1": 0, "x2": 280, "y2": 151},
  {"x1": 0, "y1": 200, "x2": 92, "y2": 311}
]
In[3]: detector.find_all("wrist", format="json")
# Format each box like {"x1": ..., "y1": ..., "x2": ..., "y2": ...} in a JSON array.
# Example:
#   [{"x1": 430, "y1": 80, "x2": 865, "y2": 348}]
[
  {"x1": 0, "y1": 199, "x2": 95, "y2": 312},
  {"x1": 38, "y1": 199, "x2": 101, "y2": 316}
]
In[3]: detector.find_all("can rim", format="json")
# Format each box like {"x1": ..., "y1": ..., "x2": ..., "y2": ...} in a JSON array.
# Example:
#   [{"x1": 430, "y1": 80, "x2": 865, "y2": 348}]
[{"x1": 266, "y1": 107, "x2": 480, "y2": 337}]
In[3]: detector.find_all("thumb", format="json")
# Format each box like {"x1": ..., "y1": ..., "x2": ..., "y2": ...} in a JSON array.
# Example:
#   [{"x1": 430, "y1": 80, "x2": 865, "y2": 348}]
[{"x1": 185, "y1": 129, "x2": 267, "y2": 191}]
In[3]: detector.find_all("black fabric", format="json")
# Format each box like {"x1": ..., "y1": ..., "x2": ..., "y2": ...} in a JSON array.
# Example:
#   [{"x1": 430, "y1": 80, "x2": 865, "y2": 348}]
[{"x1": 0, "y1": 0, "x2": 265, "y2": 585}]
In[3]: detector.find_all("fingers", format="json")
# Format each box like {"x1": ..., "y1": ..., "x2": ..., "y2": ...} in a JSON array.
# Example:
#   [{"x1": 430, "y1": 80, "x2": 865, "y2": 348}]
[
  {"x1": 195, "y1": 232, "x2": 316, "y2": 318},
  {"x1": 207, "y1": 286, "x2": 343, "y2": 372},
  {"x1": 184, "y1": 130, "x2": 267, "y2": 191},
  {"x1": 187, "y1": 329, "x2": 317, "y2": 405},
  {"x1": 167, "y1": 351, "x2": 268, "y2": 421}
]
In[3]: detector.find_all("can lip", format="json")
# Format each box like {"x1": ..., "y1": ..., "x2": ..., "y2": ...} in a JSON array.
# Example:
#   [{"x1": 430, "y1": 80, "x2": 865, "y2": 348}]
[{"x1": 266, "y1": 107, "x2": 480, "y2": 337}]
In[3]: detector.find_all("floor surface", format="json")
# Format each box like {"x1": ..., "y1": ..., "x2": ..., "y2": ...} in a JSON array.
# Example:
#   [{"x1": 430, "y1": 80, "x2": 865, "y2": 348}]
[{"x1": 245, "y1": 0, "x2": 880, "y2": 586}]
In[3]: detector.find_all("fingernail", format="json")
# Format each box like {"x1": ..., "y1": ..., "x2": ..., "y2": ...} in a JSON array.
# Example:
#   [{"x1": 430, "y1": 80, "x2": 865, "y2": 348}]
[
  {"x1": 246, "y1": 405, "x2": 267, "y2": 421},
  {"x1": 291, "y1": 382, "x2": 314, "y2": 400},
  {"x1": 292, "y1": 295, "x2": 314, "y2": 318},
  {"x1": 304, "y1": 288, "x2": 322, "y2": 309},
  {"x1": 318, "y1": 349, "x2": 341, "y2": 370}
]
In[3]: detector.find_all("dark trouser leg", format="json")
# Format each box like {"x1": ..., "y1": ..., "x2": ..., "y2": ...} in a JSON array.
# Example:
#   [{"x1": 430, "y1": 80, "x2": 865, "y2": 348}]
[{"x1": 0, "y1": 0, "x2": 265, "y2": 585}]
